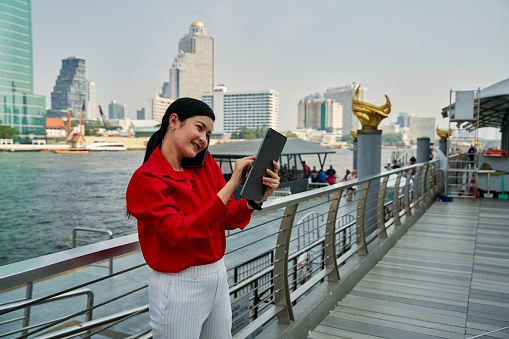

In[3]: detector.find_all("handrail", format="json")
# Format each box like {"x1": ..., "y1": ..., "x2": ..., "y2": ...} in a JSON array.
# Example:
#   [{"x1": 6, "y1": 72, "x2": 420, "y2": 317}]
[{"x1": 0, "y1": 160, "x2": 441, "y2": 339}]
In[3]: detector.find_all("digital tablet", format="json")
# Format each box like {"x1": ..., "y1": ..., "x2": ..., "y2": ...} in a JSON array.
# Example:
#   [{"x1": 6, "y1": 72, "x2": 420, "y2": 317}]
[{"x1": 240, "y1": 128, "x2": 287, "y2": 201}]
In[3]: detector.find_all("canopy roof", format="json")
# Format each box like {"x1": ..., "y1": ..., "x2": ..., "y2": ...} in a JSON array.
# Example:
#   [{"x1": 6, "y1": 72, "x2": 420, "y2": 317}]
[
  {"x1": 209, "y1": 138, "x2": 335, "y2": 159},
  {"x1": 441, "y1": 77, "x2": 509, "y2": 131}
]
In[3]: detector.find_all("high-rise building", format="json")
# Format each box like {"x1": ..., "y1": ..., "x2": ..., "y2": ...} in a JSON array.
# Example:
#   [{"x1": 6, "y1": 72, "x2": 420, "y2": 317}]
[
  {"x1": 86, "y1": 80, "x2": 96, "y2": 120},
  {"x1": 203, "y1": 86, "x2": 278, "y2": 134},
  {"x1": 145, "y1": 94, "x2": 173, "y2": 122},
  {"x1": 202, "y1": 85, "x2": 279, "y2": 133},
  {"x1": 160, "y1": 82, "x2": 170, "y2": 98},
  {"x1": 297, "y1": 93, "x2": 343, "y2": 132},
  {"x1": 324, "y1": 83, "x2": 367, "y2": 133},
  {"x1": 137, "y1": 108, "x2": 145, "y2": 120},
  {"x1": 408, "y1": 116, "x2": 435, "y2": 141},
  {"x1": 397, "y1": 112, "x2": 415, "y2": 128},
  {"x1": 0, "y1": 0, "x2": 46, "y2": 144},
  {"x1": 48, "y1": 57, "x2": 87, "y2": 119},
  {"x1": 108, "y1": 100, "x2": 126, "y2": 120},
  {"x1": 169, "y1": 21, "x2": 214, "y2": 100}
]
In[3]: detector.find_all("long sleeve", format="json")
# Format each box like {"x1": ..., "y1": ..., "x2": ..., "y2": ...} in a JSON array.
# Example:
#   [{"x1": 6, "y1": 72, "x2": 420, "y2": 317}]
[{"x1": 127, "y1": 171, "x2": 227, "y2": 248}]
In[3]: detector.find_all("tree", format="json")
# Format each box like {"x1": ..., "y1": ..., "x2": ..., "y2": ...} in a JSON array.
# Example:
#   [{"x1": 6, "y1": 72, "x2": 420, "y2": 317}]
[
  {"x1": 231, "y1": 126, "x2": 268, "y2": 139},
  {"x1": 0, "y1": 125, "x2": 19, "y2": 139},
  {"x1": 382, "y1": 133, "x2": 403, "y2": 146},
  {"x1": 342, "y1": 134, "x2": 353, "y2": 144},
  {"x1": 285, "y1": 131, "x2": 298, "y2": 138}
]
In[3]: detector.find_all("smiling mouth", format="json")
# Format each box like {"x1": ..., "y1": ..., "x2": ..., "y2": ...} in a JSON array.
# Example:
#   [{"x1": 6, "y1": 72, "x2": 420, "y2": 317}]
[{"x1": 192, "y1": 142, "x2": 201, "y2": 151}]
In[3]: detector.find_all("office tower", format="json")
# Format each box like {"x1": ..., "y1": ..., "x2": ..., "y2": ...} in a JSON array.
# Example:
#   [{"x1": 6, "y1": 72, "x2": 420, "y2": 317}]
[
  {"x1": 203, "y1": 86, "x2": 278, "y2": 134},
  {"x1": 169, "y1": 21, "x2": 214, "y2": 100},
  {"x1": 146, "y1": 94, "x2": 173, "y2": 121},
  {"x1": 48, "y1": 57, "x2": 87, "y2": 119},
  {"x1": 408, "y1": 116, "x2": 435, "y2": 140},
  {"x1": 137, "y1": 108, "x2": 145, "y2": 120},
  {"x1": 397, "y1": 112, "x2": 415, "y2": 128},
  {"x1": 297, "y1": 93, "x2": 343, "y2": 132},
  {"x1": 0, "y1": 0, "x2": 46, "y2": 143},
  {"x1": 86, "y1": 80, "x2": 96, "y2": 120},
  {"x1": 160, "y1": 82, "x2": 170, "y2": 98},
  {"x1": 324, "y1": 83, "x2": 367, "y2": 133},
  {"x1": 108, "y1": 100, "x2": 126, "y2": 120}
]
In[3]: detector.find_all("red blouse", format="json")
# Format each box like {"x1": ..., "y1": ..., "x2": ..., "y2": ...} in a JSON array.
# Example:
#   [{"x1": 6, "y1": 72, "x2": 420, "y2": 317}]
[{"x1": 126, "y1": 146, "x2": 254, "y2": 273}]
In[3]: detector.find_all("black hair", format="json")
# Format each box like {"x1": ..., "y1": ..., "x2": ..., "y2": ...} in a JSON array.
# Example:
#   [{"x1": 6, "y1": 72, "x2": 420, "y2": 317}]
[{"x1": 143, "y1": 97, "x2": 215, "y2": 163}]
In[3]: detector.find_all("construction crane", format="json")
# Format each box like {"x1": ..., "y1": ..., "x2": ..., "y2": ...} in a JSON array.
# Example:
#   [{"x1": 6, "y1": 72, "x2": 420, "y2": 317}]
[{"x1": 98, "y1": 105, "x2": 107, "y2": 128}]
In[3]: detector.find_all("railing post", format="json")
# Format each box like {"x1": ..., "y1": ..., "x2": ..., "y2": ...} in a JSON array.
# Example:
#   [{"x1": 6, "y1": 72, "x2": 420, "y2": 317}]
[
  {"x1": 21, "y1": 281, "x2": 33, "y2": 336},
  {"x1": 414, "y1": 167, "x2": 421, "y2": 209},
  {"x1": 356, "y1": 182, "x2": 370, "y2": 256},
  {"x1": 377, "y1": 176, "x2": 389, "y2": 238},
  {"x1": 421, "y1": 164, "x2": 428, "y2": 203},
  {"x1": 325, "y1": 190, "x2": 342, "y2": 282},
  {"x1": 404, "y1": 170, "x2": 412, "y2": 216},
  {"x1": 426, "y1": 163, "x2": 433, "y2": 200},
  {"x1": 392, "y1": 172, "x2": 403, "y2": 226},
  {"x1": 274, "y1": 203, "x2": 298, "y2": 323}
]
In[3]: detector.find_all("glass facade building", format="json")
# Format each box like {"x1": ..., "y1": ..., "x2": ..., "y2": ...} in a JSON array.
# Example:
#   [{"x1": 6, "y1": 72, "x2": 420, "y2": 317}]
[
  {"x1": 47, "y1": 57, "x2": 87, "y2": 120},
  {"x1": 108, "y1": 100, "x2": 126, "y2": 120},
  {"x1": 0, "y1": 0, "x2": 46, "y2": 143}
]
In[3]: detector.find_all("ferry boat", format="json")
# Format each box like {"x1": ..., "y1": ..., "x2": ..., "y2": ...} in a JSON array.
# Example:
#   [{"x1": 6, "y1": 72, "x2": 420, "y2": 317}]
[
  {"x1": 82, "y1": 141, "x2": 127, "y2": 151},
  {"x1": 52, "y1": 149, "x2": 91, "y2": 154}
]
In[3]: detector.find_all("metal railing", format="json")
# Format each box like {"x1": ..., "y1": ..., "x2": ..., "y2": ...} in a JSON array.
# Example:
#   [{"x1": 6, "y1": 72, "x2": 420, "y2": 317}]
[
  {"x1": 72, "y1": 227, "x2": 114, "y2": 275},
  {"x1": 447, "y1": 152, "x2": 477, "y2": 197},
  {"x1": 0, "y1": 160, "x2": 441, "y2": 339}
]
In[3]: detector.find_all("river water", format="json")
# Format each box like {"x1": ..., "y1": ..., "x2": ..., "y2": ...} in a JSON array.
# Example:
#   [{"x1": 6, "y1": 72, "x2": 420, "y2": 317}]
[{"x1": 0, "y1": 147, "x2": 396, "y2": 266}]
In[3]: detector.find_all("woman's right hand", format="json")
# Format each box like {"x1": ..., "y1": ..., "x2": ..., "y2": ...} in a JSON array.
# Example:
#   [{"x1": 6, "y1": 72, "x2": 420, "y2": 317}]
[{"x1": 229, "y1": 155, "x2": 256, "y2": 188}]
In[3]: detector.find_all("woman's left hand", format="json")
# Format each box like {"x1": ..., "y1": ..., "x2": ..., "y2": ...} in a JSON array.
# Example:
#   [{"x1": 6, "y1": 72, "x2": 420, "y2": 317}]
[{"x1": 257, "y1": 160, "x2": 280, "y2": 203}]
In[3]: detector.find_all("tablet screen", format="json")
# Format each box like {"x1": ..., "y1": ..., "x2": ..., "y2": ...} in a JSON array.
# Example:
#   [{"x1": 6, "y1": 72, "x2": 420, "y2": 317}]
[{"x1": 240, "y1": 128, "x2": 287, "y2": 201}]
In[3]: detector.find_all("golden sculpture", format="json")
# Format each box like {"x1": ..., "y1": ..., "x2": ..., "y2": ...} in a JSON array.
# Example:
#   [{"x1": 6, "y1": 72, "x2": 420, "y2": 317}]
[
  {"x1": 436, "y1": 126, "x2": 452, "y2": 141},
  {"x1": 351, "y1": 86, "x2": 391, "y2": 128},
  {"x1": 350, "y1": 128, "x2": 358, "y2": 141}
]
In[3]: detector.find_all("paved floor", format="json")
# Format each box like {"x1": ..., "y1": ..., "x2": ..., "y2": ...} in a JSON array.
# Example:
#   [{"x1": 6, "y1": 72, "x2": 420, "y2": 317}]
[{"x1": 307, "y1": 198, "x2": 509, "y2": 339}]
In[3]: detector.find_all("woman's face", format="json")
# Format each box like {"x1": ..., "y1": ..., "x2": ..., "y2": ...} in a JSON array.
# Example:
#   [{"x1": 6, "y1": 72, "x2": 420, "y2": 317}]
[{"x1": 173, "y1": 115, "x2": 214, "y2": 159}]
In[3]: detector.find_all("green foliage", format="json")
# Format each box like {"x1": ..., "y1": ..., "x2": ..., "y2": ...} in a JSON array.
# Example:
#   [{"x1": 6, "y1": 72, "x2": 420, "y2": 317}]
[
  {"x1": 382, "y1": 133, "x2": 403, "y2": 145},
  {"x1": 342, "y1": 134, "x2": 353, "y2": 144},
  {"x1": 285, "y1": 131, "x2": 298, "y2": 138},
  {"x1": 231, "y1": 125, "x2": 268, "y2": 139},
  {"x1": 0, "y1": 125, "x2": 19, "y2": 139},
  {"x1": 84, "y1": 124, "x2": 97, "y2": 136}
]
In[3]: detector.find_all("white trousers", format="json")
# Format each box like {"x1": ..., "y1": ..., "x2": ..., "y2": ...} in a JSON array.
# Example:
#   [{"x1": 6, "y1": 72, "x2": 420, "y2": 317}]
[{"x1": 148, "y1": 258, "x2": 232, "y2": 339}]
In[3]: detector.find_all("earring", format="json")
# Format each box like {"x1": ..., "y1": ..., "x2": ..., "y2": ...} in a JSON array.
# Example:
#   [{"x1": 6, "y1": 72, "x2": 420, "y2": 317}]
[{"x1": 172, "y1": 127, "x2": 175, "y2": 130}]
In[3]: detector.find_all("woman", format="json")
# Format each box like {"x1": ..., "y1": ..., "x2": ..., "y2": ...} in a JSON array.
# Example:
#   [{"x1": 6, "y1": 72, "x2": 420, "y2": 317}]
[{"x1": 126, "y1": 98, "x2": 280, "y2": 338}]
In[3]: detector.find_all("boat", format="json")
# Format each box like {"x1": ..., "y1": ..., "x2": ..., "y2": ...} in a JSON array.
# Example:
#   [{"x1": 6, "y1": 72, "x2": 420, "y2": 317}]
[
  {"x1": 82, "y1": 141, "x2": 127, "y2": 151},
  {"x1": 52, "y1": 149, "x2": 91, "y2": 154},
  {"x1": 483, "y1": 148, "x2": 508, "y2": 157}
]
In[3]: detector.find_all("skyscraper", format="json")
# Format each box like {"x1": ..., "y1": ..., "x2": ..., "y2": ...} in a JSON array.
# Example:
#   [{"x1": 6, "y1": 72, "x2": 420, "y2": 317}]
[
  {"x1": 86, "y1": 80, "x2": 96, "y2": 120},
  {"x1": 108, "y1": 100, "x2": 126, "y2": 120},
  {"x1": 169, "y1": 21, "x2": 214, "y2": 100},
  {"x1": 324, "y1": 83, "x2": 367, "y2": 133},
  {"x1": 297, "y1": 93, "x2": 343, "y2": 132},
  {"x1": 203, "y1": 86, "x2": 279, "y2": 134},
  {"x1": 0, "y1": 0, "x2": 46, "y2": 143},
  {"x1": 48, "y1": 57, "x2": 87, "y2": 119}
]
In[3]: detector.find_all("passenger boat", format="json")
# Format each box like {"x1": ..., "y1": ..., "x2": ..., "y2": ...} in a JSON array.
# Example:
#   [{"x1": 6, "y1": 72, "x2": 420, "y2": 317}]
[
  {"x1": 52, "y1": 149, "x2": 91, "y2": 154},
  {"x1": 83, "y1": 141, "x2": 127, "y2": 151}
]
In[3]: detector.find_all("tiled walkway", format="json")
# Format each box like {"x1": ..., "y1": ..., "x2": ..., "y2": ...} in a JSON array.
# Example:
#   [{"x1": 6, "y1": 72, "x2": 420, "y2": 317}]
[{"x1": 307, "y1": 198, "x2": 509, "y2": 339}]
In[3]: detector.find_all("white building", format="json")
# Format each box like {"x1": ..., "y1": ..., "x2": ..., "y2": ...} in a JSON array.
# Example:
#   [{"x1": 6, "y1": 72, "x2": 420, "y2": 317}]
[
  {"x1": 324, "y1": 83, "x2": 367, "y2": 134},
  {"x1": 202, "y1": 86, "x2": 279, "y2": 134},
  {"x1": 380, "y1": 122, "x2": 400, "y2": 134},
  {"x1": 169, "y1": 21, "x2": 214, "y2": 100},
  {"x1": 86, "y1": 80, "x2": 96, "y2": 120},
  {"x1": 297, "y1": 93, "x2": 342, "y2": 132},
  {"x1": 408, "y1": 116, "x2": 436, "y2": 141},
  {"x1": 146, "y1": 94, "x2": 174, "y2": 122}
]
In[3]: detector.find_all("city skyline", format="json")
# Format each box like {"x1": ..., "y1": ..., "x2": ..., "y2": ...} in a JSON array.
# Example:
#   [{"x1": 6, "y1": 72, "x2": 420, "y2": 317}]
[{"x1": 32, "y1": 1, "x2": 509, "y2": 132}]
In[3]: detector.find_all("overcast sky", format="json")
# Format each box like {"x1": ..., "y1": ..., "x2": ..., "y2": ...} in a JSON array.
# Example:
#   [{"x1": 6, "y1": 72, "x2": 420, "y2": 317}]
[{"x1": 32, "y1": 0, "x2": 509, "y2": 131}]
